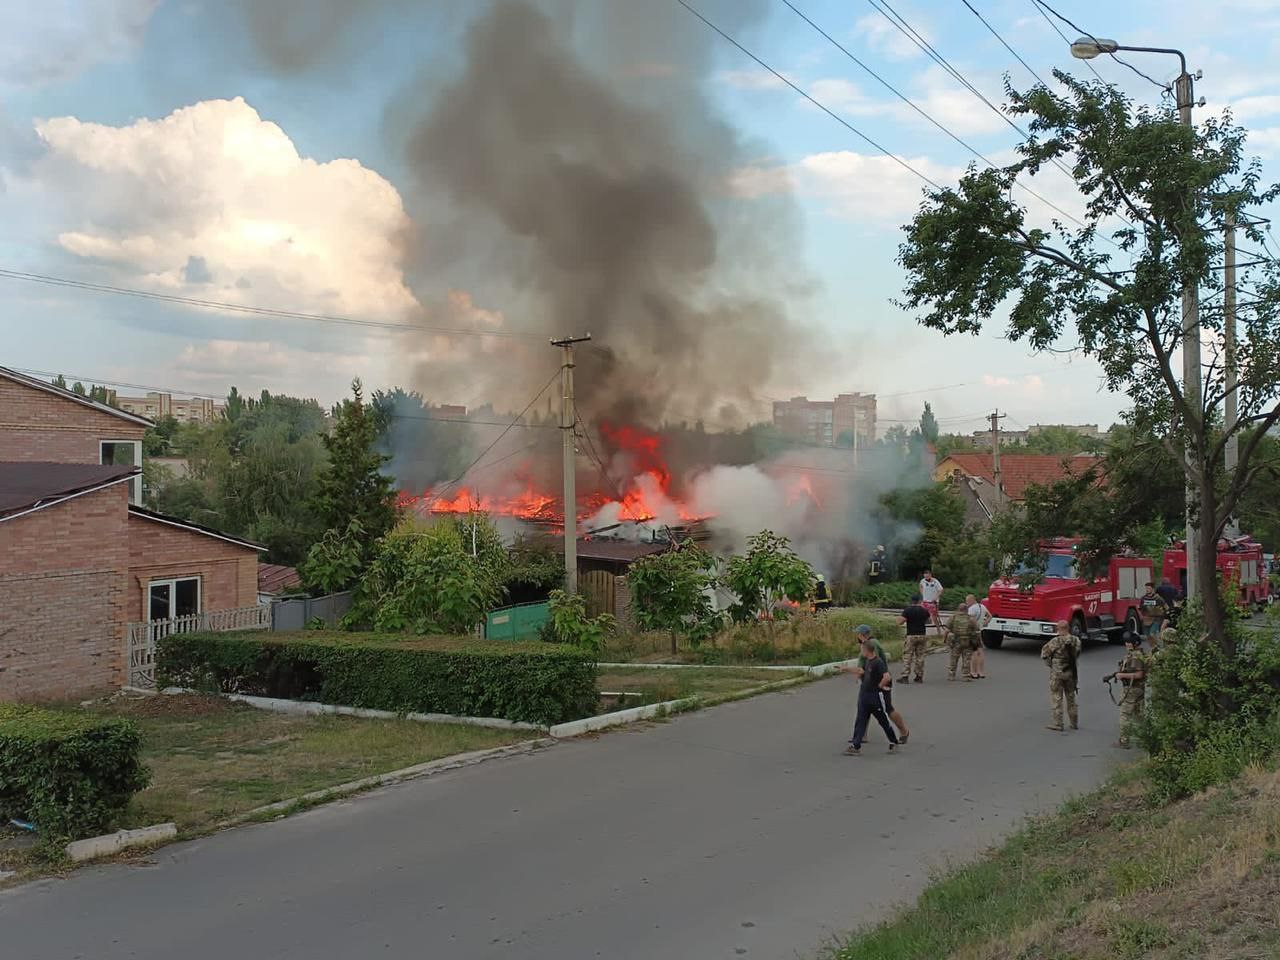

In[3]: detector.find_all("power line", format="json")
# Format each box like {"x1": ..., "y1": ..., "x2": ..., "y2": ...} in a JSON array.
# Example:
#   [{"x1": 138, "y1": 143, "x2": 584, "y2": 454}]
[
  {"x1": 783, "y1": 0, "x2": 1095, "y2": 235},
  {"x1": 428, "y1": 370, "x2": 562, "y2": 501},
  {"x1": 1028, "y1": 0, "x2": 1102, "y2": 81},
  {"x1": 958, "y1": 0, "x2": 1048, "y2": 86},
  {"x1": 673, "y1": 0, "x2": 943, "y2": 189},
  {"x1": 10, "y1": 366, "x2": 224, "y2": 400},
  {"x1": 0, "y1": 267, "x2": 546, "y2": 341},
  {"x1": 1030, "y1": 0, "x2": 1170, "y2": 93}
]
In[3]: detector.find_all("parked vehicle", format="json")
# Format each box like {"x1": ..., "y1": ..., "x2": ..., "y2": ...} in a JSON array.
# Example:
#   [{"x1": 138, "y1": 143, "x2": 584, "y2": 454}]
[
  {"x1": 983, "y1": 538, "x2": 1154, "y2": 649},
  {"x1": 1162, "y1": 535, "x2": 1273, "y2": 612}
]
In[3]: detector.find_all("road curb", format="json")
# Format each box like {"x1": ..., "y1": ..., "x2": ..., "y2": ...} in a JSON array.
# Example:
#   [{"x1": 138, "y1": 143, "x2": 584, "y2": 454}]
[
  {"x1": 65, "y1": 823, "x2": 177, "y2": 863},
  {"x1": 219, "y1": 738, "x2": 556, "y2": 828}
]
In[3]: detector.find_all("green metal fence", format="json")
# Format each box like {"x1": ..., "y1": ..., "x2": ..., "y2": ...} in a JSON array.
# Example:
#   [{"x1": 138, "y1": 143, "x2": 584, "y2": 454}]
[{"x1": 485, "y1": 601, "x2": 551, "y2": 641}]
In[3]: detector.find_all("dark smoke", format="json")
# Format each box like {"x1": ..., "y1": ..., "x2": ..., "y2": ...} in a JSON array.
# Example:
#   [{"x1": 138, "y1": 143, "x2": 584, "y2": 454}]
[{"x1": 401, "y1": 0, "x2": 821, "y2": 426}]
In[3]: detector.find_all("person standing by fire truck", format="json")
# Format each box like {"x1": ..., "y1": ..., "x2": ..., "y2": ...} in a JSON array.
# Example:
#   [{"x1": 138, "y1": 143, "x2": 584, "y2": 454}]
[
  {"x1": 919, "y1": 570, "x2": 944, "y2": 628},
  {"x1": 1041, "y1": 620, "x2": 1080, "y2": 732},
  {"x1": 1138, "y1": 581, "x2": 1169, "y2": 641}
]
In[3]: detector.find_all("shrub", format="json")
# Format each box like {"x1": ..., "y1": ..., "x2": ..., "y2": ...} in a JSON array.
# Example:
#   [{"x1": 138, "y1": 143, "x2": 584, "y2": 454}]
[
  {"x1": 0, "y1": 705, "x2": 150, "y2": 841},
  {"x1": 847, "y1": 581, "x2": 988, "y2": 609},
  {"x1": 543, "y1": 589, "x2": 615, "y2": 656},
  {"x1": 157, "y1": 630, "x2": 598, "y2": 724},
  {"x1": 704, "y1": 609, "x2": 905, "y2": 666}
]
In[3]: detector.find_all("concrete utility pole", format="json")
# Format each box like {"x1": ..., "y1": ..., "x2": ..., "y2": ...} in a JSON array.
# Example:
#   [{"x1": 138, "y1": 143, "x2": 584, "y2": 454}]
[
  {"x1": 989, "y1": 409, "x2": 1006, "y2": 511},
  {"x1": 551, "y1": 335, "x2": 591, "y2": 595},
  {"x1": 1224, "y1": 208, "x2": 1240, "y2": 538}
]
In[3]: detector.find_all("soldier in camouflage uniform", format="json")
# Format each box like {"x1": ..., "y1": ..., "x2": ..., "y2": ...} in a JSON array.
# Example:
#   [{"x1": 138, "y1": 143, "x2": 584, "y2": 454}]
[
  {"x1": 945, "y1": 602, "x2": 975, "y2": 681},
  {"x1": 1107, "y1": 632, "x2": 1146, "y2": 748},
  {"x1": 1040, "y1": 620, "x2": 1081, "y2": 732}
]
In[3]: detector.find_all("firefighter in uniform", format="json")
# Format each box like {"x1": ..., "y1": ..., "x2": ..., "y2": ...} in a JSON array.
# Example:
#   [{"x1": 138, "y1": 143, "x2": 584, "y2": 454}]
[
  {"x1": 868, "y1": 545, "x2": 887, "y2": 585},
  {"x1": 1041, "y1": 620, "x2": 1080, "y2": 732},
  {"x1": 812, "y1": 577, "x2": 832, "y2": 613},
  {"x1": 1106, "y1": 632, "x2": 1146, "y2": 748}
]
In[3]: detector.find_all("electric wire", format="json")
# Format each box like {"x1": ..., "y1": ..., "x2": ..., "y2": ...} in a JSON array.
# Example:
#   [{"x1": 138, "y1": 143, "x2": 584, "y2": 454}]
[
  {"x1": 1030, "y1": 0, "x2": 1171, "y2": 93},
  {"x1": 958, "y1": 0, "x2": 1048, "y2": 86},
  {"x1": 674, "y1": 0, "x2": 943, "y2": 189},
  {"x1": 1027, "y1": 0, "x2": 1103, "y2": 81}
]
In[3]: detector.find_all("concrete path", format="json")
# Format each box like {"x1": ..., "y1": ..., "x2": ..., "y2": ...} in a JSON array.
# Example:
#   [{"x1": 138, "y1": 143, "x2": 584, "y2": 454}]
[{"x1": 2, "y1": 640, "x2": 1125, "y2": 960}]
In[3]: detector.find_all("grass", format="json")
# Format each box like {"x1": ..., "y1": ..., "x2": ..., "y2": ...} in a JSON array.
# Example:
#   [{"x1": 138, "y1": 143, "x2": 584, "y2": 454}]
[
  {"x1": 826, "y1": 760, "x2": 1280, "y2": 960},
  {"x1": 603, "y1": 608, "x2": 910, "y2": 666},
  {"x1": 0, "y1": 693, "x2": 535, "y2": 880},
  {"x1": 595, "y1": 666, "x2": 805, "y2": 709}
]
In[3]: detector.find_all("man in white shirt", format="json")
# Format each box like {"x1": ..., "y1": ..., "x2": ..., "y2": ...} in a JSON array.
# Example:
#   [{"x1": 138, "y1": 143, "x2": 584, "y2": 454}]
[
  {"x1": 919, "y1": 570, "x2": 944, "y2": 627},
  {"x1": 966, "y1": 593, "x2": 992, "y2": 679}
]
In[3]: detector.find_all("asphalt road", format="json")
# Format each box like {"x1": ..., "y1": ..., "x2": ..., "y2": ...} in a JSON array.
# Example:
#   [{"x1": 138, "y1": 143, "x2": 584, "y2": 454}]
[{"x1": 2, "y1": 640, "x2": 1125, "y2": 960}]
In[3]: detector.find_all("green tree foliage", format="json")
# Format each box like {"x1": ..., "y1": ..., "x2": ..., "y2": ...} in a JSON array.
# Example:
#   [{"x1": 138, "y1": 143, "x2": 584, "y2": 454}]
[
  {"x1": 880, "y1": 482, "x2": 990, "y2": 585},
  {"x1": 897, "y1": 73, "x2": 1280, "y2": 651},
  {"x1": 628, "y1": 545, "x2": 721, "y2": 653},
  {"x1": 723, "y1": 531, "x2": 815, "y2": 625},
  {"x1": 51, "y1": 374, "x2": 67, "y2": 389},
  {"x1": 919, "y1": 402, "x2": 940, "y2": 445},
  {"x1": 350, "y1": 519, "x2": 500, "y2": 634},
  {"x1": 314, "y1": 379, "x2": 398, "y2": 551},
  {"x1": 143, "y1": 415, "x2": 180, "y2": 457},
  {"x1": 1014, "y1": 425, "x2": 1104, "y2": 456},
  {"x1": 299, "y1": 519, "x2": 367, "y2": 594},
  {"x1": 501, "y1": 534, "x2": 564, "y2": 603},
  {"x1": 934, "y1": 433, "x2": 978, "y2": 458},
  {"x1": 544, "y1": 589, "x2": 615, "y2": 656}
]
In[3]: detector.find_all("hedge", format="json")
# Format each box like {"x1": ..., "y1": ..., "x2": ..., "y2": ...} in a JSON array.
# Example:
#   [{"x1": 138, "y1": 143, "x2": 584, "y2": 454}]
[
  {"x1": 0, "y1": 705, "x2": 150, "y2": 841},
  {"x1": 846, "y1": 581, "x2": 990, "y2": 610},
  {"x1": 157, "y1": 631, "x2": 598, "y2": 725}
]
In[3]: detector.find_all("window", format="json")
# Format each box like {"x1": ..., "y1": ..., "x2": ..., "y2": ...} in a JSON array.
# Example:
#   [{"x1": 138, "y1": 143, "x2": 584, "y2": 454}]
[
  {"x1": 148, "y1": 577, "x2": 201, "y2": 622},
  {"x1": 101, "y1": 439, "x2": 143, "y2": 504}
]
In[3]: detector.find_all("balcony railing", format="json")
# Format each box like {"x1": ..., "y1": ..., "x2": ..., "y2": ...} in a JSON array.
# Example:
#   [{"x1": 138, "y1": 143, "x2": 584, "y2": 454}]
[{"x1": 126, "y1": 605, "x2": 269, "y2": 689}]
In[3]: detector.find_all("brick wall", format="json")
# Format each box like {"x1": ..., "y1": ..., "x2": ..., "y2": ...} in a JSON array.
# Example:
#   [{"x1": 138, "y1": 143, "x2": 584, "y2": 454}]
[
  {"x1": 126, "y1": 514, "x2": 259, "y2": 621},
  {"x1": 0, "y1": 376, "x2": 146, "y2": 463},
  {"x1": 0, "y1": 484, "x2": 130, "y2": 701}
]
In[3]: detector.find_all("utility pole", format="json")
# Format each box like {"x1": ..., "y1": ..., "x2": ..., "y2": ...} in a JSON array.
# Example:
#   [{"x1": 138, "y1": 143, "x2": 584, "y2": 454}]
[
  {"x1": 989, "y1": 409, "x2": 1006, "y2": 511},
  {"x1": 551, "y1": 335, "x2": 591, "y2": 595},
  {"x1": 1175, "y1": 65, "x2": 1204, "y2": 599},
  {"x1": 1224, "y1": 208, "x2": 1240, "y2": 538}
]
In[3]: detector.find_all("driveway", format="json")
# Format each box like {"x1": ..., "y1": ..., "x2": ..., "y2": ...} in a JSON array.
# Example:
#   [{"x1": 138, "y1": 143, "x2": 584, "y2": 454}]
[{"x1": 2, "y1": 639, "x2": 1124, "y2": 960}]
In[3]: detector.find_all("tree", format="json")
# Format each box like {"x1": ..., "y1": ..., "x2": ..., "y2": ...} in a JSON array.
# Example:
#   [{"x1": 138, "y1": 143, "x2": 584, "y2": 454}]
[
  {"x1": 897, "y1": 73, "x2": 1280, "y2": 653},
  {"x1": 544, "y1": 589, "x2": 615, "y2": 655},
  {"x1": 919, "y1": 402, "x2": 939, "y2": 445},
  {"x1": 223, "y1": 386, "x2": 246, "y2": 423},
  {"x1": 723, "y1": 531, "x2": 814, "y2": 631},
  {"x1": 71, "y1": 381, "x2": 86, "y2": 395},
  {"x1": 628, "y1": 545, "x2": 721, "y2": 654},
  {"x1": 299, "y1": 519, "x2": 366, "y2": 595},
  {"x1": 313, "y1": 379, "x2": 398, "y2": 550},
  {"x1": 52, "y1": 374, "x2": 67, "y2": 389}
]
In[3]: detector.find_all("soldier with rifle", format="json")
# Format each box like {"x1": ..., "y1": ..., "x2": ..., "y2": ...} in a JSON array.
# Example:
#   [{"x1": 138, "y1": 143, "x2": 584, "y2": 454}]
[
  {"x1": 1040, "y1": 620, "x2": 1080, "y2": 732},
  {"x1": 1104, "y1": 631, "x2": 1146, "y2": 748}
]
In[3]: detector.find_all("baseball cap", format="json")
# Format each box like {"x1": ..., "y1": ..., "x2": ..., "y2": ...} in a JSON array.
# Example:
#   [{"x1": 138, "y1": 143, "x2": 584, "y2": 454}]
[{"x1": 855, "y1": 624, "x2": 872, "y2": 636}]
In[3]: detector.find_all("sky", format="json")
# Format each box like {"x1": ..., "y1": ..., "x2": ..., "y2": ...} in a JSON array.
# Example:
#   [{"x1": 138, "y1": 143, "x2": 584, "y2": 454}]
[{"x1": 2, "y1": 0, "x2": 1278, "y2": 438}]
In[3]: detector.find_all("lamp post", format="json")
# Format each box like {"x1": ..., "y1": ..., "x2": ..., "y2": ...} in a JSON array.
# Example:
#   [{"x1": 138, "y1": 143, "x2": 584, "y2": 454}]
[{"x1": 1071, "y1": 37, "x2": 1204, "y2": 601}]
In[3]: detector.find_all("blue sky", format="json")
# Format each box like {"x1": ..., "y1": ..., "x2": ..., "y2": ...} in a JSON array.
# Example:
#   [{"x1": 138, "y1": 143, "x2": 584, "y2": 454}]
[{"x1": 2, "y1": 0, "x2": 1278, "y2": 436}]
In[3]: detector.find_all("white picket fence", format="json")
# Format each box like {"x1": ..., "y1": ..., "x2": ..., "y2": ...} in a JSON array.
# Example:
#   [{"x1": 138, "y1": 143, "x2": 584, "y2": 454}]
[{"x1": 126, "y1": 605, "x2": 269, "y2": 690}]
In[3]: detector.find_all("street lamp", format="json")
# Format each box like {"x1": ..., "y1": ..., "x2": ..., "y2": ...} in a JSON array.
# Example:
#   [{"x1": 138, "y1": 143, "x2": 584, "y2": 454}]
[{"x1": 1070, "y1": 37, "x2": 1204, "y2": 601}]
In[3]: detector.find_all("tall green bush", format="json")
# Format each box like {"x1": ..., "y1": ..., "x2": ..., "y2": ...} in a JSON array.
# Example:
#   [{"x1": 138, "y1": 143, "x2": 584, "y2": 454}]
[
  {"x1": 0, "y1": 706, "x2": 150, "y2": 841},
  {"x1": 158, "y1": 631, "x2": 597, "y2": 724}
]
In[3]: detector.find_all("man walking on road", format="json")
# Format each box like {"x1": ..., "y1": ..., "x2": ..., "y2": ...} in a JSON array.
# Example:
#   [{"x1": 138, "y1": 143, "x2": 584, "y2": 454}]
[
  {"x1": 944, "y1": 602, "x2": 976, "y2": 681},
  {"x1": 1041, "y1": 620, "x2": 1080, "y2": 732},
  {"x1": 966, "y1": 593, "x2": 992, "y2": 679},
  {"x1": 842, "y1": 624, "x2": 910, "y2": 743},
  {"x1": 919, "y1": 570, "x2": 944, "y2": 627},
  {"x1": 845, "y1": 638, "x2": 899, "y2": 755},
  {"x1": 898, "y1": 594, "x2": 931, "y2": 683}
]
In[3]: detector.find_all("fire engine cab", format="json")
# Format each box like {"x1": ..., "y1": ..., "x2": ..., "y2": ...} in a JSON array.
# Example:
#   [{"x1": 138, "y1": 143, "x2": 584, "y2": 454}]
[
  {"x1": 983, "y1": 538, "x2": 1154, "y2": 648},
  {"x1": 1162, "y1": 536, "x2": 1272, "y2": 610}
]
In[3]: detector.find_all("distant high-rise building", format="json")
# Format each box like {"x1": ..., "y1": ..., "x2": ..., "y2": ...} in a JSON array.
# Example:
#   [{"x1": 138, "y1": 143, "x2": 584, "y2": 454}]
[{"x1": 772, "y1": 393, "x2": 876, "y2": 447}]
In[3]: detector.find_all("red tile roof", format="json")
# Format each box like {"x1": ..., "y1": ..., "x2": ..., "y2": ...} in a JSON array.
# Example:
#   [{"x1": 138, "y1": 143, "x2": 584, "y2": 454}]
[
  {"x1": 258, "y1": 563, "x2": 302, "y2": 595},
  {"x1": 939, "y1": 453, "x2": 1101, "y2": 500}
]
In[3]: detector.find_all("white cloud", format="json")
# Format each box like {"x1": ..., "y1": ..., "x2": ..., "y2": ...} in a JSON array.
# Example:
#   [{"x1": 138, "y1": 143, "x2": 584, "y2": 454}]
[
  {"x1": 796, "y1": 150, "x2": 964, "y2": 222},
  {"x1": 855, "y1": 10, "x2": 931, "y2": 61},
  {"x1": 29, "y1": 97, "x2": 420, "y2": 321},
  {"x1": 0, "y1": 0, "x2": 159, "y2": 87},
  {"x1": 718, "y1": 69, "x2": 790, "y2": 91}
]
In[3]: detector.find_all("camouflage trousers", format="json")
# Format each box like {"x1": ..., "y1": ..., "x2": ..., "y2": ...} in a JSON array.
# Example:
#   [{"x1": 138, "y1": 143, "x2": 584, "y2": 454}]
[
  {"x1": 1049, "y1": 673, "x2": 1078, "y2": 729},
  {"x1": 947, "y1": 643, "x2": 972, "y2": 680},
  {"x1": 901, "y1": 636, "x2": 928, "y2": 680},
  {"x1": 1117, "y1": 686, "x2": 1144, "y2": 745}
]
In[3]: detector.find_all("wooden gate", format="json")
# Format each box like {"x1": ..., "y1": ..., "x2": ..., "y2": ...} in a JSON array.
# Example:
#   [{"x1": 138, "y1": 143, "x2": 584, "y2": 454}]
[{"x1": 580, "y1": 569, "x2": 617, "y2": 618}]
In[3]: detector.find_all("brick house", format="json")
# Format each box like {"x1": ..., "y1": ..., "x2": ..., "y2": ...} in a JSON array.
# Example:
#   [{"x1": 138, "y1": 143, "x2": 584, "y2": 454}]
[
  {"x1": 934, "y1": 452, "x2": 1102, "y2": 525},
  {"x1": 0, "y1": 368, "x2": 262, "y2": 701}
]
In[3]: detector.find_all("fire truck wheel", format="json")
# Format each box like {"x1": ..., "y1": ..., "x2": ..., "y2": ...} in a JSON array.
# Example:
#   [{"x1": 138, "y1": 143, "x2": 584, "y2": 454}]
[
  {"x1": 1070, "y1": 615, "x2": 1087, "y2": 644},
  {"x1": 981, "y1": 629, "x2": 1003, "y2": 649},
  {"x1": 1123, "y1": 611, "x2": 1141, "y2": 639}
]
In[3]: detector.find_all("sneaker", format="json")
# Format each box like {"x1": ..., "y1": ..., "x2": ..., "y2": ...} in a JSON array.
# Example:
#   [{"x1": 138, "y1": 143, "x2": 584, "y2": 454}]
[
  {"x1": 887, "y1": 743, "x2": 897, "y2": 753},
  {"x1": 1045, "y1": 724, "x2": 1064, "y2": 732},
  {"x1": 914, "y1": 677, "x2": 924, "y2": 684},
  {"x1": 843, "y1": 745, "x2": 861, "y2": 756},
  {"x1": 1069, "y1": 722, "x2": 1078, "y2": 730},
  {"x1": 898, "y1": 731, "x2": 910, "y2": 744}
]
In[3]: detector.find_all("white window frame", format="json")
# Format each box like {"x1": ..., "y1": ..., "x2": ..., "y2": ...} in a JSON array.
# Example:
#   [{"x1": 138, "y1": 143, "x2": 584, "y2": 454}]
[
  {"x1": 100, "y1": 439, "x2": 144, "y2": 505},
  {"x1": 147, "y1": 576, "x2": 202, "y2": 622}
]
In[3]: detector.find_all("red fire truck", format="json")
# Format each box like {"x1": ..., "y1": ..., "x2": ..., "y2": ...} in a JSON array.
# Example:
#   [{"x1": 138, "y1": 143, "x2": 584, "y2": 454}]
[
  {"x1": 1162, "y1": 536, "x2": 1272, "y2": 610},
  {"x1": 983, "y1": 538, "x2": 1155, "y2": 648}
]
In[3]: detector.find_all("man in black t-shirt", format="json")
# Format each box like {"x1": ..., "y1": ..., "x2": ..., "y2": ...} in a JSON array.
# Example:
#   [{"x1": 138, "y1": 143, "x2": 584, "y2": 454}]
[
  {"x1": 898, "y1": 595, "x2": 931, "y2": 683},
  {"x1": 845, "y1": 639, "x2": 900, "y2": 755}
]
